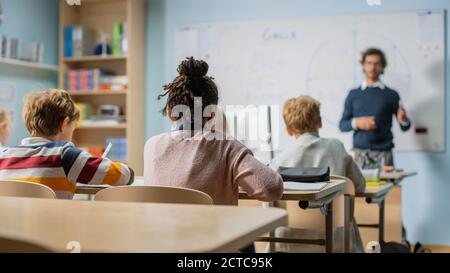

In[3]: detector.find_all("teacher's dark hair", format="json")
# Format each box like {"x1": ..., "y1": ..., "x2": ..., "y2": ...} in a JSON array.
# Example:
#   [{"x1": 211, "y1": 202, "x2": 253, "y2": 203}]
[
  {"x1": 157, "y1": 57, "x2": 219, "y2": 120},
  {"x1": 361, "y1": 48, "x2": 388, "y2": 73}
]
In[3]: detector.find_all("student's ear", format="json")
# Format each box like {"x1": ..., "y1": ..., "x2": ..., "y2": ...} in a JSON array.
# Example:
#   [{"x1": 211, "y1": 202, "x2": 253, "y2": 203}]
[
  {"x1": 167, "y1": 108, "x2": 178, "y2": 122},
  {"x1": 286, "y1": 127, "x2": 294, "y2": 137},
  {"x1": 60, "y1": 117, "x2": 71, "y2": 132},
  {"x1": 203, "y1": 112, "x2": 215, "y2": 124}
]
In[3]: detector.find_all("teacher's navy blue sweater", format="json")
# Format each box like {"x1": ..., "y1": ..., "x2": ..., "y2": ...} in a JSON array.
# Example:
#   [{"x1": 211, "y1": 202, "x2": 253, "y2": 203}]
[{"x1": 339, "y1": 86, "x2": 411, "y2": 151}]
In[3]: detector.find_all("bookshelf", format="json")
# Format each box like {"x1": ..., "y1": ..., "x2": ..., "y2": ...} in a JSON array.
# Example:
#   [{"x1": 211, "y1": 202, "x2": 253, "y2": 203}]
[
  {"x1": 0, "y1": 58, "x2": 58, "y2": 72},
  {"x1": 77, "y1": 124, "x2": 127, "y2": 130},
  {"x1": 59, "y1": 0, "x2": 146, "y2": 175},
  {"x1": 69, "y1": 90, "x2": 127, "y2": 96},
  {"x1": 63, "y1": 55, "x2": 127, "y2": 63}
]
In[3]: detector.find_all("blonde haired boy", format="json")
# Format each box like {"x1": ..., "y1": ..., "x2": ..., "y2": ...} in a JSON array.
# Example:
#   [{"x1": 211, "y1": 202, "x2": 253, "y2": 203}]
[
  {"x1": 270, "y1": 95, "x2": 365, "y2": 252},
  {"x1": 0, "y1": 89, "x2": 133, "y2": 199}
]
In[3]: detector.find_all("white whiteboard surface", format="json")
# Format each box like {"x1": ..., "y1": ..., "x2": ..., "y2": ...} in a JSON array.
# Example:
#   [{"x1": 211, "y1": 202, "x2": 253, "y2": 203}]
[{"x1": 176, "y1": 10, "x2": 445, "y2": 152}]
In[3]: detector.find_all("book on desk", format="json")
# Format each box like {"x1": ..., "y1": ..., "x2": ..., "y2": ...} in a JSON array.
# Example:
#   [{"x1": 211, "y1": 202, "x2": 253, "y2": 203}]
[{"x1": 283, "y1": 181, "x2": 328, "y2": 191}]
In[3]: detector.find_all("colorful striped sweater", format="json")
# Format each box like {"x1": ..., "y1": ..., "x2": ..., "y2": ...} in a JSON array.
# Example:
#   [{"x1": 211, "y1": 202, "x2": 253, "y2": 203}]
[{"x1": 0, "y1": 137, "x2": 133, "y2": 199}]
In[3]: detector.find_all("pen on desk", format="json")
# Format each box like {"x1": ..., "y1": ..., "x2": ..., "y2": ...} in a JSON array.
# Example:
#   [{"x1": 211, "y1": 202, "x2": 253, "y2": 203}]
[{"x1": 102, "y1": 142, "x2": 112, "y2": 158}]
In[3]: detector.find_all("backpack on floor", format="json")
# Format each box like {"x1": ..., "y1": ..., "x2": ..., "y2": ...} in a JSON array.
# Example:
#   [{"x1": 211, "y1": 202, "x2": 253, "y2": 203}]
[
  {"x1": 380, "y1": 241, "x2": 411, "y2": 253},
  {"x1": 380, "y1": 241, "x2": 431, "y2": 253}
]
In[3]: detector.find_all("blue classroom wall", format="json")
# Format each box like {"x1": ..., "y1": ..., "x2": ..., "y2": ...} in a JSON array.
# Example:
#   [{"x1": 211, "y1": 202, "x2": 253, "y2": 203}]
[
  {"x1": 0, "y1": 0, "x2": 59, "y2": 145},
  {"x1": 145, "y1": 0, "x2": 450, "y2": 245}
]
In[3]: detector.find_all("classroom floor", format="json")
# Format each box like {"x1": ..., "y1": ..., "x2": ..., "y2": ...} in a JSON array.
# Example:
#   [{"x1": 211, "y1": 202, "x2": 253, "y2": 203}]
[{"x1": 425, "y1": 245, "x2": 450, "y2": 253}]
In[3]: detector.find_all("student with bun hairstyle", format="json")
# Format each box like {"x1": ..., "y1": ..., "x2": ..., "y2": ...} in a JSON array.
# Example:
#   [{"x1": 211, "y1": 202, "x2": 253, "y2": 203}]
[{"x1": 144, "y1": 57, "x2": 283, "y2": 206}]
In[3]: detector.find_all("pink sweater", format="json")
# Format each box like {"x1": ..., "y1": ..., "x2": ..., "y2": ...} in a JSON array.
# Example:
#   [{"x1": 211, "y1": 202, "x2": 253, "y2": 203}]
[{"x1": 144, "y1": 130, "x2": 283, "y2": 205}]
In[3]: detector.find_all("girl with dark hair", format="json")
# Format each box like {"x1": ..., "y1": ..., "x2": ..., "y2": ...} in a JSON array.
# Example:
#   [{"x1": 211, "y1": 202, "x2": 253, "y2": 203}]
[{"x1": 144, "y1": 57, "x2": 283, "y2": 206}]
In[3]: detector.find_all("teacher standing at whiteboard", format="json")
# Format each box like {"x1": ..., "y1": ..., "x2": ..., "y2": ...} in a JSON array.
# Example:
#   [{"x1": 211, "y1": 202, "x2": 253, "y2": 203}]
[{"x1": 339, "y1": 48, "x2": 411, "y2": 167}]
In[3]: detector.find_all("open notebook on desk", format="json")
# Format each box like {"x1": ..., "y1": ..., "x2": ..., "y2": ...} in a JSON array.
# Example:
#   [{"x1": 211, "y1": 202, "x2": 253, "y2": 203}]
[
  {"x1": 283, "y1": 181, "x2": 328, "y2": 191},
  {"x1": 76, "y1": 183, "x2": 109, "y2": 189}
]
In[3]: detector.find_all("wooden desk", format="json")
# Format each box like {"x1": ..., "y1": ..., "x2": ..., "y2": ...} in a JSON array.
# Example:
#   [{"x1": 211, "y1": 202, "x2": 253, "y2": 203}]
[
  {"x1": 0, "y1": 196, "x2": 287, "y2": 253},
  {"x1": 357, "y1": 183, "x2": 394, "y2": 199},
  {"x1": 380, "y1": 172, "x2": 417, "y2": 183},
  {"x1": 356, "y1": 171, "x2": 417, "y2": 247},
  {"x1": 241, "y1": 180, "x2": 347, "y2": 253},
  {"x1": 380, "y1": 172, "x2": 417, "y2": 243},
  {"x1": 76, "y1": 179, "x2": 346, "y2": 253},
  {"x1": 239, "y1": 180, "x2": 346, "y2": 202},
  {"x1": 78, "y1": 179, "x2": 347, "y2": 203},
  {"x1": 356, "y1": 183, "x2": 394, "y2": 242}
]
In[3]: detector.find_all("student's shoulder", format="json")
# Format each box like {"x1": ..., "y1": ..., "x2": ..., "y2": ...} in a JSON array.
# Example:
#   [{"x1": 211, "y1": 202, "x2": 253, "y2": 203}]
[
  {"x1": 320, "y1": 137, "x2": 347, "y2": 151},
  {"x1": 28, "y1": 140, "x2": 77, "y2": 153},
  {"x1": 144, "y1": 132, "x2": 174, "y2": 146},
  {"x1": 213, "y1": 133, "x2": 250, "y2": 151},
  {"x1": 57, "y1": 141, "x2": 85, "y2": 161},
  {"x1": 53, "y1": 140, "x2": 75, "y2": 148},
  {"x1": 146, "y1": 132, "x2": 168, "y2": 141},
  {"x1": 270, "y1": 148, "x2": 295, "y2": 167},
  {"x1": 204, "y1": 132, "x2": 253, "y2": 156},
  {"x1": 58, "y1": 141, "x2": 83, "y2": 155}
]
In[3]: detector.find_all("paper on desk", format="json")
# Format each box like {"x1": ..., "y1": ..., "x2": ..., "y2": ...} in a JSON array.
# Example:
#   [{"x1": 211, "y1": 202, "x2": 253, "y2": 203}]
[
  {"x1": 76, "y1": 183, "x2": 110, "y2": 188},
  {"x1": 133, "y1": 178, "x2": 145, "y2": 186},
  {"x1": 283, "y1": 181, "x2": 327, "y2": 191},
  {"x1": 366, "y1": 181, "x2": 387, "y2": 187},
  {"x1": 76, "y1": 178, "x2": 145, "y2": 189}
]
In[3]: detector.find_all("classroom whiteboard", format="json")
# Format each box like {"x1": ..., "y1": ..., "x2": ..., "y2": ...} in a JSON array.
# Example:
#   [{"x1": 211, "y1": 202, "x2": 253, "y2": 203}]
[{"x1": 176, "y1": 10, "x2": 446, "y2": 153}]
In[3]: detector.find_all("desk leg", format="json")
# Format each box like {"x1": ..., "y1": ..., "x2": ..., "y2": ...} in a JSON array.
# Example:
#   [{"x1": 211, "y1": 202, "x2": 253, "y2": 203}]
[
  {"x1": 397, "y1": 184, "x2": 408, "y2": 244},
  {"x1": 268, "y1": 230, "x2": 276, "y2": 253},
  {"x1": 379, "y1": 199, "x2": 385, "y2": 242},
  {"x1": 263, "y1": 202, "x2": 276, "y2": 253},
  {"x1": 344, "y1": 195, "x2": 350, "y2": 253},
  {"x1": 325, "y1": 202, "x2": 333, "y2": 253}
]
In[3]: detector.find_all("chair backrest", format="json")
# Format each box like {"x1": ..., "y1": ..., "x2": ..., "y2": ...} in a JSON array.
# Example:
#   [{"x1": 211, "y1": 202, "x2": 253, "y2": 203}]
[
  {"x1": 94, "y1": 185, "x2": 214, "y2": 205},
  {"x1": 0, "y1": 236, "x2": 53, "y2": 253},
  {"x1": 330, "y1": 175, "x2": 356, "y2": 196},
  {"x1": 0, "y1": 180, "x2": 56, "y2": 199}
]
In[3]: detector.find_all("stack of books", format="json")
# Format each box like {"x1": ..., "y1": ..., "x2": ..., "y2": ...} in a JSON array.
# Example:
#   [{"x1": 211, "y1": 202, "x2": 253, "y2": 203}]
[
  {"x1": 64, "y1": 26, "x2": 97, "y2": 57},
  {"x1": 0, "y1": 35, "x2": 19, "y2": 59},
  {"x1": 22, "y1": 42, "x2": 44, "y2": 63},
  {"x1": 76, "y1": 102, "x2": 125, "y2": 127},
  {"x1": 98, "y1": 75, "x2": 128, "y2": 91},
  {"x1": 0, "y1": 34, "x2": 44, "y2": 63},
  {"x1": 65, "y1": 69, "x2": 104, "y2": 91},
  {"x1": 75, "y1": 102, "x2": 94, "y2": 125},
  {"x1": 65, "y1": 69, "x2": 127, "y2": 92},
  {"x1": 112, "y1": 22, "x2": 127, "y2": 56}
]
